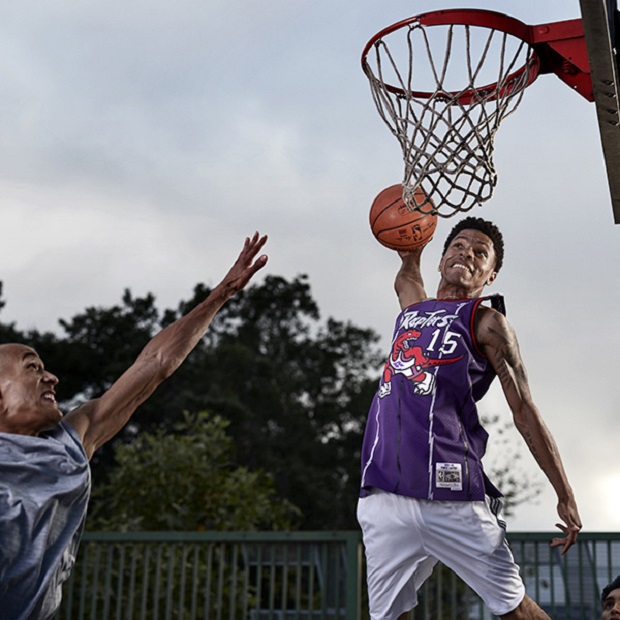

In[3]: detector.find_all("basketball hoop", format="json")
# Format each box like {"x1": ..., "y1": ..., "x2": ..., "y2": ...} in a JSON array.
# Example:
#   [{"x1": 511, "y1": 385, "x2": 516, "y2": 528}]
[{"x1": 362, "y1": 9, "x2": 541, "y2": 217}]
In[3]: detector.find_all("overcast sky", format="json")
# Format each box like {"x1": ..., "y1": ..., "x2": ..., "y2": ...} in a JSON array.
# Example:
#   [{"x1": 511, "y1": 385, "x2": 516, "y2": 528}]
[{"x1": 0, "y1": 0, "x2": 618, "y2": 534}]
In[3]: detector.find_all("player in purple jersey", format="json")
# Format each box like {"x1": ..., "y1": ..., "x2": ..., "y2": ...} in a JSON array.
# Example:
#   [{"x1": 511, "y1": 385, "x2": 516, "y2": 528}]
[{"x1": 357, "y1": 217, "x2": 581, "y2": 620}]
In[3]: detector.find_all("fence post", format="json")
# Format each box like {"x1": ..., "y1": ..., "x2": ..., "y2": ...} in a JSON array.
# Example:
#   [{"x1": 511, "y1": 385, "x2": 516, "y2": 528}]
[{"x1": 344, "y1": 531, "x2": 362, "y2": 620}]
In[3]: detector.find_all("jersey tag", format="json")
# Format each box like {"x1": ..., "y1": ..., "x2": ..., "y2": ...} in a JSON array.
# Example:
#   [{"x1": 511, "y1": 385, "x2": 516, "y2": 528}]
[{"x1": 436, "y1": 463, "x2": 463, "y2": 491}]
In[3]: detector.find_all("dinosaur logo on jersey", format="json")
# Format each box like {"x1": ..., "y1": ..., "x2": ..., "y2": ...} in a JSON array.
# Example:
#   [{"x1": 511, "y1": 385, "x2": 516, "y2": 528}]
[{"x1": 379, "y1": 328, "x2": 463, "y2": 397}]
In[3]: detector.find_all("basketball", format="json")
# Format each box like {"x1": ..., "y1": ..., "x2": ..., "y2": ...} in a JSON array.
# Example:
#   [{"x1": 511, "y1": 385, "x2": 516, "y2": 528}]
[{"x1": 369, "y1": 184, "x2": 437, "y2": 251}]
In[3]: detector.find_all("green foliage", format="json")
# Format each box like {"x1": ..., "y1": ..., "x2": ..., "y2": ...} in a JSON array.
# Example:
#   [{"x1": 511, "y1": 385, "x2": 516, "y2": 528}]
[
  {"x1": 87, "y1": 411, "x2": 299, "y2": 531},
  {"x1": 87, "y1": 410, "x2": 299, "y2": 531}
]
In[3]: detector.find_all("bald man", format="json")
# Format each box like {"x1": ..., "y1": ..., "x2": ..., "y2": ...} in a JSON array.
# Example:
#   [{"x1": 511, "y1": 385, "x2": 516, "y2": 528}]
[{"x1": 0, "y1": 233, "x2": 268, "y2": 620}]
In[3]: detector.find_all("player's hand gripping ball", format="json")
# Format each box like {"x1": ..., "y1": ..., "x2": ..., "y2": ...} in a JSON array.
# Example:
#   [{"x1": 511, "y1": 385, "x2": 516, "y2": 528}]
[{"x1": 369, "y1": 184, "x2": 437, "y2": 251}]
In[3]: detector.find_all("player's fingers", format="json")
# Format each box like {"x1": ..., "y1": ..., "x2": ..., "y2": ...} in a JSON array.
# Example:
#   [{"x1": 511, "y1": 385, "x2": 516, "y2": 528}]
[
  {"x1": 250, "y1": 254, "x2": 268, "y2": 272},
  {"x1": 549, "y1": 536, "x2": 571, "y2": 554},
  {"x1": 563, "y1": 532, "x2": 579, "y2": 554},
  {"x1": 236, "y1": 234, "x2": 268, "y2": 269},
  {"x1": 555, "y1": 521, "x2": 582, "y2": 536},
  {"x1": 550, "y1": 530, "x2": 579, "y2": 555},
  {"x1": 245, "y1": 233, "x2": 268, "y2": 258}
]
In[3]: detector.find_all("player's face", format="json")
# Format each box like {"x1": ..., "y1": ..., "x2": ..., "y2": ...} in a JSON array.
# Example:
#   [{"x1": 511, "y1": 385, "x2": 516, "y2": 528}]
[
  {"x1": 439, "y1": 229, "x2": 497, "y2": 293},
  {"x1": 0, "y1": 344, "x2": 61, "y2": 435},
  {"x1": 602, "y1": 588, "x2": 620, "y2": 619}
]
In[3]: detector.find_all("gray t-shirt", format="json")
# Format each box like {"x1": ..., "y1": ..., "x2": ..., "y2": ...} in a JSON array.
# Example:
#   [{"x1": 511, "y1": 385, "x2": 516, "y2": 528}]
[{"x1": 0, "y1": 420, "x2": 90, "y2": 620}]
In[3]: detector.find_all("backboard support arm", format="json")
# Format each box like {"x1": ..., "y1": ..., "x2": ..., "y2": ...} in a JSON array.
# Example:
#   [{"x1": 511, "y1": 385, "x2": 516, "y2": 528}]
[
  {"x1": 528, "y1": 8, "x2": 620, "y2": 222},
  {"x1": 529, "y1": 20, "x2": 594, "y2": 101},
  {"x1": 578, "y1": 0, "x2": 620, "y2": 223}
]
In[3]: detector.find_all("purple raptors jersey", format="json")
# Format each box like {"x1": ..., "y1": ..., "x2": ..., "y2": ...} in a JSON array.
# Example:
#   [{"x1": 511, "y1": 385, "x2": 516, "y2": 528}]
[{"x1": 360, "y1": 295, "x2": 505, "y2": 502}]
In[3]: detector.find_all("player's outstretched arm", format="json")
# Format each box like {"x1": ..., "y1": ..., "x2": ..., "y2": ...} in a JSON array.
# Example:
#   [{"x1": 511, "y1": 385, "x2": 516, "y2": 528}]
[
  {"x1": 477, "y1": 307, "x2": 582, "y2": 554},
  {"x1": 64, "y1": 232, "x2": 268, "y2": 460},
  {"x1": 395, "y1": 246, "x2": 429, "y2": 309}
]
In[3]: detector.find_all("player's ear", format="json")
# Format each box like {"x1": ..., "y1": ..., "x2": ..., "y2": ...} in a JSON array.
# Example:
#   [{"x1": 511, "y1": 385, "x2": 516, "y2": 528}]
[{"x1": 485, "y1": 271, "x2": 497, "y2": 286}]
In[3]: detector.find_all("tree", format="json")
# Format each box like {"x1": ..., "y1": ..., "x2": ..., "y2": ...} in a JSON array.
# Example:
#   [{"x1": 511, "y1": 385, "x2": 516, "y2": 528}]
[{"x1": 87, "y1": 411, "x2": 299, "y2": 531}]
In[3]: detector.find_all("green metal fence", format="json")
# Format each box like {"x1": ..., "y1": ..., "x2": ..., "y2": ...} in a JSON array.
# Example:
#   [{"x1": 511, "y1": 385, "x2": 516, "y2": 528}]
[
  {"x1": 57, "y1": 531, "x2": 361, "y2": 620},
  {"x1": 55, "y1": 531, "x2": 620, "y2": 619}
]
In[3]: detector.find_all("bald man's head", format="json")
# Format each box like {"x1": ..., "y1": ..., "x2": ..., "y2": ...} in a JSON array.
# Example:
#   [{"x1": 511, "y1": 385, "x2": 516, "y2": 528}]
[{"x1": 0, "y1": 344, "x2": 61, "y2": 435}]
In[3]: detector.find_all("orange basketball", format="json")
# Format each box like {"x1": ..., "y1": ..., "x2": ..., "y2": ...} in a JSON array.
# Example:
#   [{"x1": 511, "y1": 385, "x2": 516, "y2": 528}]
[{"x1": 369, "y1": 184, "x2": 437, "y2": 251}]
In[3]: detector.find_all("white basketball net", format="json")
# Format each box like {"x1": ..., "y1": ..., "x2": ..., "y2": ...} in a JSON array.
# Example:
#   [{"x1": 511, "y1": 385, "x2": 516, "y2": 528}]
[{"x1": 363, "y1": 18, "x2": 538, "y2": 216}]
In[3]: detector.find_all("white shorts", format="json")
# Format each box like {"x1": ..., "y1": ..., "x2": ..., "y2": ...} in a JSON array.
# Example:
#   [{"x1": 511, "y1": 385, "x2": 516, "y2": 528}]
[{"x1": 357, "y1": 490, "x2": 525, "y2": 619}]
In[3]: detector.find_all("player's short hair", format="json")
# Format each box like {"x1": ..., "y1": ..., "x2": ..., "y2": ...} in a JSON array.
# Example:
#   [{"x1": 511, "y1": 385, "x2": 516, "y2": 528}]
[
  {"x1": 442, "y1": 216, "x2": 504, "y2": 273},
  {"x1": 602, "y1": 575, "x2": 620, "y2": 602}
]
